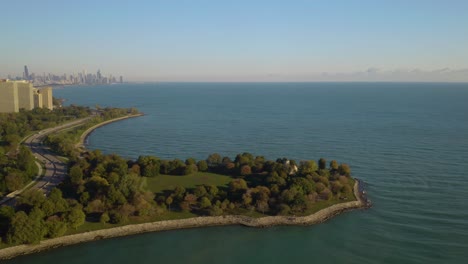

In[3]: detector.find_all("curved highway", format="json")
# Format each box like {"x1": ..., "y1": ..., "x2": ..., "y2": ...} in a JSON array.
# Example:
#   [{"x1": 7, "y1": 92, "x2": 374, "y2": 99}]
[{"x1": 0, "y1": 117, "x2": 92, "y2": 206}]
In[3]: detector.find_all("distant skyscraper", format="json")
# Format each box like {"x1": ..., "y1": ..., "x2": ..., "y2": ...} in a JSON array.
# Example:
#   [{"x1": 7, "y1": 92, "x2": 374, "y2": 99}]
[
  {"x1": 24, "y1": 65, "x2": 29, "y2": 80},
  {"x1": 97, "y1": 69, "x2": 102, "y2": 80},
  {"x1": 120, "y1": 76, "x2": 123, "y2": 83}
]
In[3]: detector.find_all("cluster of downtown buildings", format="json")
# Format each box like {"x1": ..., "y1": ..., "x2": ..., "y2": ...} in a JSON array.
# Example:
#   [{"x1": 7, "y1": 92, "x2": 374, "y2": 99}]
[
  {"x1": 8, "y1": 65, "x2": 123, "y2": 86},
  {"x1": 0, "y1": 80, "x2": 53, "y2": 113}
]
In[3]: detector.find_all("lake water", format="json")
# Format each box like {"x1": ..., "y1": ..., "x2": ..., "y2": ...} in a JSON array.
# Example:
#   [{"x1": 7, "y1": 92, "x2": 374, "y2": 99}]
[{"x1": 6, "y1": 82, "x2": 468, "y2": 263}]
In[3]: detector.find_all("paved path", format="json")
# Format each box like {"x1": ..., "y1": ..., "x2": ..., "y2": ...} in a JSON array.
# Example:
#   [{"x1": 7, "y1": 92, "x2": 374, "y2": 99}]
[{"x1": 0, "y1": 117, "x2": 92, "y2": 206}]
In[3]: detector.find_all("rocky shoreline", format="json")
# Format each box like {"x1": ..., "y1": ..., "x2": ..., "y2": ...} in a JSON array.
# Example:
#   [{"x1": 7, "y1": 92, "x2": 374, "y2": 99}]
[
  {"x1": 76, "y1": 113, "x2": 144, "y2": 149},
  {"x1": 0, "y1": 180, "x2": 370, "y2": 260}
]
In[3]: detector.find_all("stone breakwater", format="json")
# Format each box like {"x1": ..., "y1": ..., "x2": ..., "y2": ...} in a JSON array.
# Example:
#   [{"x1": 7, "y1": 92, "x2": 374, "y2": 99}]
[
  {"x1": 76, "y1": 113, "x2": 144, "y2": 149},
  {"x1": 0, "y1": 180, "x2": 369, "y2": 260}
]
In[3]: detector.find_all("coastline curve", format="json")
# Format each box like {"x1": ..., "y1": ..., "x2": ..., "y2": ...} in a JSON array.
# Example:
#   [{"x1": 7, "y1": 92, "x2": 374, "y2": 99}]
[
  {"x1": 0, "y1": 180, "x2": 369, "y2": 260},
  {"x1": 76, "y1": 113, "x2": 144, "y2": 150}
]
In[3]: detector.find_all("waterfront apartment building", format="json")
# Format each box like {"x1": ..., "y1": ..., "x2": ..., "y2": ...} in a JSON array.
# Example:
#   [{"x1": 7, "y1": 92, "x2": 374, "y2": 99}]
[
  {"x1": 17, "y1": 81, "x2": 35, "y2": 110},
  {"x1": 40, "y1": 87, "x2": 53, "y2": 110},
  {"x1": 0, "y1": 80, "x2": 19, "y2": 113},
  {"x1": 0, "y1": 79, "x2": 53, "y2": 113},
  {"x1": 34, "y1": 91, "x2": 43, "y2": 109}
]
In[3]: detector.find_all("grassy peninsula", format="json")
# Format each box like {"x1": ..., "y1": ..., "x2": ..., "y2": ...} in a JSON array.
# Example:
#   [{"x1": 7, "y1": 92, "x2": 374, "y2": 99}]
[{"x1": 0, "y1": 105, "x2": 368, "y2": 258}]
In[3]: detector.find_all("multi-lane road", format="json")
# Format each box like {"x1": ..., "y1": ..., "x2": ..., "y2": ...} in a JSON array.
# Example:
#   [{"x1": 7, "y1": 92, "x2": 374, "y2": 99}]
[{"x1": 0, "y1": 117, "x2": 92, "y2": 206}]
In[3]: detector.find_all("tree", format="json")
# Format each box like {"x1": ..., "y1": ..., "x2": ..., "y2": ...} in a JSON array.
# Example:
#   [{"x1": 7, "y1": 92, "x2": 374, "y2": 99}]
[
  {"x1": 46, "y1": 217, "x2": 68, "y2": 238},
  {"x1": 67, "y1": 207, "x2": 85, "y2": 229},
  {"x1": 208, "y1": 205, "x2": 223, "y2": 216},
  {"x1": 242, "y1": 193, "x2": 252, "y2": 207},
  {"x1": 184, "y1": 194, "x2": 197, "y2": 206},
  {"x1": 331, "y1": 182, "x2": 344, "y2": 194},
  {"x1": 319, "y1": 189, "x2": 332, "y2": 200},
  {"x1": 80, "y1": 192, "x2": 90, "y2": 205},
  {"x1": 173, "y1": 186, "x2": 186, "y2": 201},
  {"x1": 206, "y1": 185, "x2": 219, "y2": 198},
  {"x1": 298, "y1": 160, "x2": 318, "y2": 175},
  {"x1": 256, "y1": 200, "x2": 269, "y2": 214},
  {"x1": 266, "y1": 171, "x2": 286, "y2": 187},
  {"x1": 338, "y1": 164, "x2": 351, "y2": 176},
  {"x1": 6, "y1": 211, "x2": 30, "y2": 244},
  {"x1": 329, "y1": 160, "x2": 339, "y2": 170},
  {"x1": 106, "y1": 185, "x2": 127, "y2": 206},
  {"x1": 199, "y1": 197, "x2": 212, "y2": 209},
  {"x1": 197, "y1": 160, "x2": 208, "y2": 172},
  {"x1": 85, "y1": 199, "x2": 105, "y2": 213},
  {"x1": 277, "y1": 204, "x2": 291, "y2": 215},
  {"x1": 183, "y1": 164, "x2": 198, "y2": 175},
  {"x1": 137, "y1": 156, "x2": 161, "y2": 177},
  {"x1": 132, "y1": 192, "x2": 154, "y2": 216},
  {"x1": 234, "y1": 153, "x2": 254, "y2": 167},
  {"x1": 342, "y1": 184, "x2": 352, "y2": 195},
  {"x1": 194, "y1": 185, "x2": 208, "y2": 198},
  {"x1": 18, "y1": 189, "x2": 46, "y2": 209},
  {"x1": 290, "y1": 193, "x2": 308, "y2": 212},
  {"x1": 318, "y1": 158, "x2": 327, "y2": 170},
  {"x1": 280, "y1": 187, "x2": 299, "y2": 204},
  {"x1": 315, "y1": 182, "x2": 326, "y2": 193},
  {"x1": 179, "y1": 201, "x2": 190, "y2": 212},
  {"x1": 291, "y1": 178, "x2": 315, "y2": 195},
  {"x1": 318, "y1": 169, "x2": 330, "y2": 178},
  {"x1": 16, "y1": 146, "x2": 38, "y2": 178},
  {"x1": 165, "y1": 196, "x2": 173, "y2": 211},
  {"x1": 228, "y1": 179, "x2": 248, "y2": 193},
  {"x1": 100, "y1": 212, "x2": 110, "y2": 224},
  {"x1": 185, "y1": 158, "x2": 196, "y2": 166},
  {"x1": 69, "y1": 165, "x2": 83, "y2": 185},
  {"x1": 109, "y1": 210, "x2": 125, "y2": 224},
  {"x1": 168, "y1": 159, "x2": 185, "y2": 175},
  {"x1": 225, "y1": 162, "x2": 235, "y2": 171},
  {"x1": 5, "y1": 172, "x2": 23, "y2": 192},
  {"x1": 41, "y1": 200, "x2": 56, "y2": 217},
  {"x1": 338, "y1": 175, "x2": 349, "y2": 184},
  {"x1": 0, "y1": 206, "x2": 15, "y2": 234},
  {"x1": 222, "y1": 156, "x2": 232, "y2": 164},
  {"x1": 240, "y1": 165, "x2": 252, "y2": 176},
  {"x1": 206, "y1": 153, "x2": 222, "y2": 166},
  {"x1": 7, "y1": 209, "x2": 46, "y2": 244}
]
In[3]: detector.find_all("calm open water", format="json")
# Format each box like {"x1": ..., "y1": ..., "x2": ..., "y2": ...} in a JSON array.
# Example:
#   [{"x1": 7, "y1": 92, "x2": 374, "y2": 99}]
[{"x1": 7, "y1": 83, "x2": 468, "y2": 264}]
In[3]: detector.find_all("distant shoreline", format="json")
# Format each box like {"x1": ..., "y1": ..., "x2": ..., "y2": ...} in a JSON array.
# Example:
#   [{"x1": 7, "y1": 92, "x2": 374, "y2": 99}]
[
  {"x1": 0, "y1": 180, "x2": 369, "y2": 260},
  {"x1": 34, "y1": 83, "x2": 129, "y2": 88}
]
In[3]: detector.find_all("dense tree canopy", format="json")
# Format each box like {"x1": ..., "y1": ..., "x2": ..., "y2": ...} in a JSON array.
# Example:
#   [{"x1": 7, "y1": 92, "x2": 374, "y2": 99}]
[
  {"x1": 0, "y1": 106, "x2": 356, "y2": 247},
  {"x1": 0, "y1": 105, "x2": 92, "y2": 196}
]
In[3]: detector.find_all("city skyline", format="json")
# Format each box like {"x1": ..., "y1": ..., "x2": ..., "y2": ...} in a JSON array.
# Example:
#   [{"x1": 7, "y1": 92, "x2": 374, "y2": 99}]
[
  {"x1": 1, "y1": 0, "x2": 468, "y2": 82},
  {"x1": 7, "y1": 66, "x2": 123, "y2": 86}
]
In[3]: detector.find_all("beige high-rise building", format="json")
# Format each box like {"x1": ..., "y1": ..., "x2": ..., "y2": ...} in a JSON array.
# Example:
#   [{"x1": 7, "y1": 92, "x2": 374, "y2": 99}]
[
  {"x1": 40, "y1": 87, "x2": 53, "y2": 110},
  {"x1": 0, "y1": 80, "x2": 53, "y2": 113},
  {"x1": 0, "y1": 80, "x2": 19, "y2": 113},
  {"x1": 34, "y1": 89, "x2": 43, "y2": 109},
  {"x1": 16, "y1": 81, "x2": 34, "y2": 110}
]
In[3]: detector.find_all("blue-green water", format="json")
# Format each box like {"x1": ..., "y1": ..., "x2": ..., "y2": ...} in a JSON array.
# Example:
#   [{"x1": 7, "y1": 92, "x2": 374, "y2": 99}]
[{"x1": 7, "y1": 83, "x2": 468, "y2": 263}]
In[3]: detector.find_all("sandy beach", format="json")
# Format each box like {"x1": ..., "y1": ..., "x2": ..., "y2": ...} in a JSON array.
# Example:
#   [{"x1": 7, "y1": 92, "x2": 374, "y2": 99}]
[{"x1": 0, "y1": 180, "x2": 369, "y2": 260}]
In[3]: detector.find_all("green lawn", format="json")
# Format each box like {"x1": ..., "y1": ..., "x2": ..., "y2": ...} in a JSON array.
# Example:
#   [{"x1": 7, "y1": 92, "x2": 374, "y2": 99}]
[{"x1": 144, "y1": 172, "x2": 233, "y2": 194}]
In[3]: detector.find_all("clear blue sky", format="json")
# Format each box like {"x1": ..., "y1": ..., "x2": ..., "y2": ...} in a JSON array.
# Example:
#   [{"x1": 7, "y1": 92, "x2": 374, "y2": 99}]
[{"x1": 1, "y1": 0, "x2": 467, "y2": 81}]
